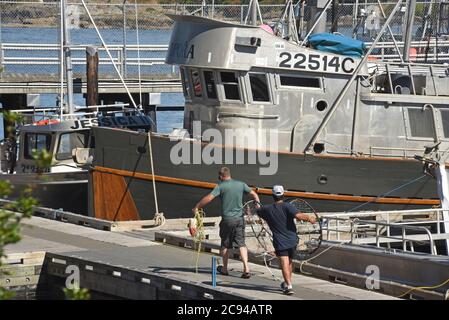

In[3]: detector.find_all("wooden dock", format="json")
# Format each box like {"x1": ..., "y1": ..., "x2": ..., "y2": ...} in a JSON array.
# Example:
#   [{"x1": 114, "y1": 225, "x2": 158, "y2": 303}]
[{"x1": 2, "y1": 216, "x2": 397, "y2": 300}]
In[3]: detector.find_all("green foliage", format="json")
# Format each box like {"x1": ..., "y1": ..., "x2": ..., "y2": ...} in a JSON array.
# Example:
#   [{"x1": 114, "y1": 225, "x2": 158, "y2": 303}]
[
  {"x1": 1, "y1": 111, "x2": 23, "y2": 138},
  {"x1": 0, "y1": 182, "x2": 38, "y2": 300},
  {"x1": 32, "y1": 149, "x2": 53, "y2": 174},
  {"x1": 0, "y1": 95, "x2": 50, "y2": 300},
  {"x1": 63, "y1": 287, "x2": 91, "y2": 300}
]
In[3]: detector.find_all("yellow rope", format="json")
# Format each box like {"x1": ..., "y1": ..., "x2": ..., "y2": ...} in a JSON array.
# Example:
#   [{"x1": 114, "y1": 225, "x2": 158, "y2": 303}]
[
  {"x1": 396, "y1": 277, "x2": 449, "y2": 299},
  {"x1": 192, "y1": 208, "x2": 206, "y2": 273}
]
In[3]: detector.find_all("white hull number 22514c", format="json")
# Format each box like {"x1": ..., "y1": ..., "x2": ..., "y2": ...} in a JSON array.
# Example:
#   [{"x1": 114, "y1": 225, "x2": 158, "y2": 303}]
[{"x1": 278, "y1": 51, "x2": 357, "y2": 74}]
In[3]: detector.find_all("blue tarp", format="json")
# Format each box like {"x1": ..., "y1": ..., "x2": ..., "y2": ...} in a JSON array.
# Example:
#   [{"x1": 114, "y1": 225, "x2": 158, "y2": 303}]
[{"x1": 308, "y1": 33, "x2": 366, "y2": 57}]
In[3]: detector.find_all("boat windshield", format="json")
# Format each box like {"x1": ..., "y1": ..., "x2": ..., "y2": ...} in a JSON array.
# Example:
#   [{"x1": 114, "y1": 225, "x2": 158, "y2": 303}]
[
  {"x1": 56, "y1": 131, "x2": 89, "y2": 161},
  {"x1": 24, "y1": 133, "x2": 51, "y2": 160}
]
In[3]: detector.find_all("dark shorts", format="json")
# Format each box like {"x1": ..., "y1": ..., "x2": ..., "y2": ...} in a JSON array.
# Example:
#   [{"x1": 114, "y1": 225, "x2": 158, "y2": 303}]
[
  {"x1": 275, "y1": 246, "x2": 296, "y2": 260},
  {"x1": 219, "y1": 218, "x2": 245, "y2": 249}
]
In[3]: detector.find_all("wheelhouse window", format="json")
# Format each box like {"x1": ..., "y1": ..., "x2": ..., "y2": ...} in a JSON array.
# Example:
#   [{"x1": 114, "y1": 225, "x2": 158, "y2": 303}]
[
  {"x1": 180, "y1": 67, "x2": 191, "y2": 100},
  {"x1": 24, "y1": 133, "x2": 51, "y2": 159},
  {"x1": 407, "y1": 108, "x2": 435, "y2": 138},
  {"x1": 56, "y1": 131, "x2": 89, "y2": 160},
  {"x1": 190, "y1": 69, "x2": 203, "y2": 98},
  {"x1": 220, "y1": 72, "x2": 241, "y2": 101},
  {"x1": 249, "y1": 73, "x2": 270, "y2": 102},
  {"x1": 203, "y1": 71, "x2": 218, "y2": 99},
  {"x1": 279, "y1": 75, "x2": 321, "y2": 88}
]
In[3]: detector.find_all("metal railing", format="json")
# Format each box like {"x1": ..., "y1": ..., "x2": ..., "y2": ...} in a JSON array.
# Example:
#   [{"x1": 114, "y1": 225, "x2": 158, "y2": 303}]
[
  {"x1": 321, "y1": 208, "x2": 449, "y2": 255},
  {"x1": 0, "y1": 43, "x2": 175, "y2": 79}
]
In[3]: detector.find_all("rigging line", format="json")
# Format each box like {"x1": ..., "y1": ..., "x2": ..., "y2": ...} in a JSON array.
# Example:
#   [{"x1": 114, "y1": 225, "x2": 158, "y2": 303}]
[
  {"x1": 134, "y1": 0, "x2": 143, "y2": 107},
  {"x1": 147, "y1": 130, "x2": 162, "y2": 221},
  {"x1": 347, "y1": 175, "x2": 428, "y2": 213},
  {"x1": 80, "y1": 0, "x2": 140, "y2": 112}
]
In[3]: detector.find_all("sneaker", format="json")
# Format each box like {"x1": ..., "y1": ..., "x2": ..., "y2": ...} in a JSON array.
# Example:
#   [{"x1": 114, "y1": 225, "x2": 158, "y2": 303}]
[
  {"x1": 280, "y1": 282, "x2": 287, "y2": 290},
  {"x1": 217, "y1": 265, "x2": 229, "y2": 276},
  {"x1": 283, "y1": 285, "x2": 294, "y2": 295}
]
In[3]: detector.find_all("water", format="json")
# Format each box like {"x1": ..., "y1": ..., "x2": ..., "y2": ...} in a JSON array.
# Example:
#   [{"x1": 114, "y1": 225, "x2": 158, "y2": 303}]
[{"x1": 0, "y1": 27, "x2": 185, "y2": 137}]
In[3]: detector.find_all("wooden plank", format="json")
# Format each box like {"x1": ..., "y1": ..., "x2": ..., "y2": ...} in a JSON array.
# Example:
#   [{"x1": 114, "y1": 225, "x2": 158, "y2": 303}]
[
  {"x1": 1, "y1": 251, "x2": 45, "y2": 266},
  {"x1": 93, "y1": 171, "x2": 140, "y2": 221}
]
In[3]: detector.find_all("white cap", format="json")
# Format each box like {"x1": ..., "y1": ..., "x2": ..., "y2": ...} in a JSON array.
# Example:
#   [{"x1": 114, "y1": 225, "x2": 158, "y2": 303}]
[{"x1": 272, "y1": 185, "x2": 284, "y2": 196}]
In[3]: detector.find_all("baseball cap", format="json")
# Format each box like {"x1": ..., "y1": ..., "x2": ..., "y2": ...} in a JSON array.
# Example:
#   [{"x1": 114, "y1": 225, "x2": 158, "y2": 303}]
[{"x1": 272, "y1": 185, "x2": 284, "y2": 196}]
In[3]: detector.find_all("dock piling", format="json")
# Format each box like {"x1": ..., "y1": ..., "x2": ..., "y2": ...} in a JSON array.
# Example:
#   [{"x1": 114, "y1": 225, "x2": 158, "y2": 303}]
[{"x1": 86, "y1": 46, "x2": 99, "y2": 110}]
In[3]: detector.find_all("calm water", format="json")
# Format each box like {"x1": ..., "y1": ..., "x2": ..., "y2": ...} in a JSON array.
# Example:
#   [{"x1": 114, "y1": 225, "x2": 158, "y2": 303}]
[{"x1": 0, "y1": 27, "x2": 185, "y2": 137}]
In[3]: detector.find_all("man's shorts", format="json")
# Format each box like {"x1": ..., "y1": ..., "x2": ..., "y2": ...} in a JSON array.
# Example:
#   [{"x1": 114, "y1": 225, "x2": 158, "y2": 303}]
[
  {"x1": 219, "y1": 218, "x2": 245, "y2": 249},
  {"x1": 275, "y1": 246, "x2": 296, "y2": 260}
]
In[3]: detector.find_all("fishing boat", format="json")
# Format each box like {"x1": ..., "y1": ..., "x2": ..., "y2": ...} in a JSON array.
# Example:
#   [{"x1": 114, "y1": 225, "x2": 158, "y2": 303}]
[{"x1": 87, "y1": 0, "x2": 449, "y2": 221}]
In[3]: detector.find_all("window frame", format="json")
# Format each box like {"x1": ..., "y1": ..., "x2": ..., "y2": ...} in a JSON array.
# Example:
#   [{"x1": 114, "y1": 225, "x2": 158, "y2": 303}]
[
  {"x1": 245, "y1": 72, "x2": 273, "y2": 104},
  {"x1": 202, "y1": 69, "x2": 219, "y2": 101},
  {"x1": 403, "y1": 107, "x2": 438, "y2": 142},
  {"x1": 180, "y1": 66, "x2": 192, "y2": 102},
  {"x1": 276, "y1": 73, "x2": 323, "y2": 91},
  {"x1": 55, "y1": 131, "x2": 89, "y2": 161},
  {"x1": 24, "y1": 133, "x2": 52, "y2": 160},
  {"x1": 218, "y1": 71, "x2": 243, "y2": 103},
  {"x1": 190, "y1": 68, "x2": 204, "y2": 99}
]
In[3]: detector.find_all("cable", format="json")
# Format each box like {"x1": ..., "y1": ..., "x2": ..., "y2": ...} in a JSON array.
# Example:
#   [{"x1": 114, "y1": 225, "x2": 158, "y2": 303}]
[{"x1": 347, "y1": 175, "x2": 428, "y2": 212}]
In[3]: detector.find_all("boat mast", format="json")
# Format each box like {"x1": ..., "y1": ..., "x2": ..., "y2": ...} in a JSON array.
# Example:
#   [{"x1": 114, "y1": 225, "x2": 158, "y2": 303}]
[
  {"x1": 250, "y1": 0, "x2": 257, "y2": 26},
  {"x1": 403, "y1": 0, "x2": 417, "y2": 62},
  {"x1": 61, "y1": 0, "x2": 74, "y2": 114}
]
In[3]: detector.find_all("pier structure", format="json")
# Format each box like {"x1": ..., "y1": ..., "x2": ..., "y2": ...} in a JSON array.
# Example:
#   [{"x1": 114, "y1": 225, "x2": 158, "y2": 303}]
[{"x1": 2, "y1": 215, "x2": 400, "y2": 300}]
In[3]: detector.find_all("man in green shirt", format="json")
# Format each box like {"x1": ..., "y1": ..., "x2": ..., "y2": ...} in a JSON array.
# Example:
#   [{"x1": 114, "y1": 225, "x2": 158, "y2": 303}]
[{"x1": 193, "y1": 167, "x2": 260, "y2": 278}]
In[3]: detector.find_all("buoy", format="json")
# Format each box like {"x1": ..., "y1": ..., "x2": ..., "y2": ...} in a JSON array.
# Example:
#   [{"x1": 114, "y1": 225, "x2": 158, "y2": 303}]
[{"x1": 188, "y1": 217, "x2": 197, "y2": 237}]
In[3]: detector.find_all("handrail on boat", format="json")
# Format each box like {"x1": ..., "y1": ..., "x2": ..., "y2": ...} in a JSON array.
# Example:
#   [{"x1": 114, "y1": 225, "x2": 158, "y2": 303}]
[{"x1": 322, "y1": 215, "x2": 447, "y2": 255}]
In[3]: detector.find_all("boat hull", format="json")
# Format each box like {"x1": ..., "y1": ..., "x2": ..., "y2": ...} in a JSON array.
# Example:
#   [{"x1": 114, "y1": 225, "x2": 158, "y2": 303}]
[
  {"x1": 88, "y1": 127, "x2": 440, "y2": 220},
  {"x1": 1, "y1": 171, "x2": 88, "y2": 214}
]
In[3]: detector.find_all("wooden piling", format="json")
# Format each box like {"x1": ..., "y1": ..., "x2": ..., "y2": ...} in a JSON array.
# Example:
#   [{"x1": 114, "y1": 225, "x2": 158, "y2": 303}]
[{"x1": 86, "y1": 46, "x2": 99, "y2": 108}]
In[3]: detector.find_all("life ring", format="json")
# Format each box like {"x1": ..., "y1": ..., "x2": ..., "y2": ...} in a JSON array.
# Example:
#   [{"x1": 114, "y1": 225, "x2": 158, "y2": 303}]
[{"x1": 33, "y1": 119, "x2": 60, "y2": 126}]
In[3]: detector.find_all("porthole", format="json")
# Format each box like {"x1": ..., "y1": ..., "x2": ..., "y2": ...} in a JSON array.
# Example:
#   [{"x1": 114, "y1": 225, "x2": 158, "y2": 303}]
[
  {"x1": 313, "y1": 143, "x2": 325, "y2": 154},
  {"x1": 316, "y1": 100, "x2": 328, "y2": 112},
  {"x1": 137, "y1": 146, "x2": 147, "y2": 154},
  {"x1": 318, "y1": 174, "x2": 328, "y2": 185}
]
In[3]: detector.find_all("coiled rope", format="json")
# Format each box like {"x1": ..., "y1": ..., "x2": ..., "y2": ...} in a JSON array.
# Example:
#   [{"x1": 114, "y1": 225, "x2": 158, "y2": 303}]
[{"x1": 191, "y1": 208, "x2": 206, "y2": 273}]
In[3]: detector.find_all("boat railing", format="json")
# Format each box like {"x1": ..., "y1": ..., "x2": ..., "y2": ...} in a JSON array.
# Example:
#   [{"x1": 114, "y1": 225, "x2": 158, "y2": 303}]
[
  {"x1": 321, "y1": 208, "x2": 449, "y2": 255},
  {"x1": 366, "y1": 39, "x2": 449, "y2": 62}
]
